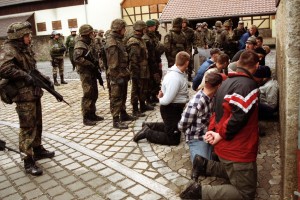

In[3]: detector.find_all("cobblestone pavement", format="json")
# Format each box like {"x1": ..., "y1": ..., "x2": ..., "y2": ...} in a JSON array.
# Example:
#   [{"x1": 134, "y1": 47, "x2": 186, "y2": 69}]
[{"x1": 0, "y1": 52, "x2": 281, "y2": 199}]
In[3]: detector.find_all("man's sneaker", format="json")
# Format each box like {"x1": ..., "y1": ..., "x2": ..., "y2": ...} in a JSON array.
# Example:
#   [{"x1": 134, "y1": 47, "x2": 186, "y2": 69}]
[
  {"x1": 191, "y1": 154, "x2": 208, "y2": 181},
  {"x1": 179, "y1": 181, "x2": 202, "y2": 199},
  {"x1": 133, "y1": 125, "x2": 149, "y2": 143}
]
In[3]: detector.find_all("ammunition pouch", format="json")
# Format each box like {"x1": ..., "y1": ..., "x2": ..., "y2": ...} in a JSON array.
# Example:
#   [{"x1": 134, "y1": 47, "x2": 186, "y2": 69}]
[{"x1": 0, "y1": 80, "x2": 18, "y2": 104}]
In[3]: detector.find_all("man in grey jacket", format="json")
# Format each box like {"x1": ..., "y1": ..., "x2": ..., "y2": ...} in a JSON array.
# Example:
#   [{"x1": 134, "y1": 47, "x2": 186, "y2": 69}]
[{"x1": 133, "y1": 51, "x2": 189, "y2": 145}]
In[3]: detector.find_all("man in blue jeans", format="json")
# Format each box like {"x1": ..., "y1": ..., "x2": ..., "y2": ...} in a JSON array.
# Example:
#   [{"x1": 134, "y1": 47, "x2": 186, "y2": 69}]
[
  {"x1": 178, "y1": 73, "x2": 223, "y2": 162},
  {"x1": 192, "y1": 48, "x2": 221, "y2": 91}
]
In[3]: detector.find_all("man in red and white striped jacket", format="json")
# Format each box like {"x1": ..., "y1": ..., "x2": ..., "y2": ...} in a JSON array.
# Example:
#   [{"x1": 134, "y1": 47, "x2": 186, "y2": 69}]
[{"x1": 180, "y1": 50, "x2": 260, "y2": 200}]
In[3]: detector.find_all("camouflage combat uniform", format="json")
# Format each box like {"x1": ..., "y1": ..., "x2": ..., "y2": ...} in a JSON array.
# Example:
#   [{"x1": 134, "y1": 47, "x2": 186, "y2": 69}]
[
  {"x1": 127, "y1": 20, "x2": 153, "y2": 115},
  {"x1": 0, "y1": 22, "x2": 55, "y2": 176},
  {"x1": 73, "y1": 24, "x2": 104, "y2": 126},
  {"x1": 182, "y1": 18, "x2": 196, "y2": 80},
  {"x1": 164, "y1": 17, "x2": 188, "y2": 68},
  {"x1": 65, "y1": 31, "x2": 77, "y2": 70},
  {"x1": 219, "y1": 20, "x2": 239, "y2": 59},
  {"x1": 49, "y1": 33, "x2": 67, "y2": 85},
  {"x1": 105, "y1": 19, "x2": 133, "y2": 129}
]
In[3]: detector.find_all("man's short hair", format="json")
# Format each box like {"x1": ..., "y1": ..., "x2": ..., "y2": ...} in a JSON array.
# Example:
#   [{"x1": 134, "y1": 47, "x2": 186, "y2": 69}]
[
  {"x1": 238, "y1": 50, "x2": 259, "y2": 69},
  {"x1": 256, "y1": 36, "x2": 263, "y2": 42},
  {"x1": 205, "y1": 72, "x2": 223, "y2": 87},
  {"x1": 253, "y1": 65, "x2": 271, "y2": 78},
  {"x1": 217, "y1": 53, "x2": 230, "y2": 65},
  {"x1": 210, "y1": 48, "x2": 221, "y2": 56},
  {"x1": 175, "y1": 51, "x2": 190, "y2": 66}
]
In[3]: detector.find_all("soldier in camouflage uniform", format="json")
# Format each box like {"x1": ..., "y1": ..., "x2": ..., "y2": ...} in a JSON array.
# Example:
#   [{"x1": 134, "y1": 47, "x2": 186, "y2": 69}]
[
  {"x1": 143, "y1": 20, "x2": 161, "y2": 104},
  {"x1": 65, "y1": 28, "x2": 77, "y2": 71},
  {"x1": 105, "y1": 19, "x2": 135, "y2": 129},
  {"x1": 219, "y1": 19, "x2": 239, "y2": 59},
  {"x1": 73, "y1": 24, "x2": 104, "y2": 126},
  {"x1": 212, "y1": 21, "x2": 223, "y2": 49},
  {"x1": 182, "y1": 17, "x2": 196, "y2": 81},
  {"x1": 164, "y1": 17, "x2": 188, "y2": 68},
  {"x1": 233, "y1": 21, "x2": 246, "y2": 42},
  {"x1": 201, "y1": 22, "x2": 214, "y2": 48},
  {"x1": 49, "y1": 31, "x2": 67, "y2": 86},
  {"x1": 127, "y1": 20, "x2": 154, "y2": 117},
  {"x1": 0, "y1": 22, "x2": 55, "y2": 176},
  {"x1": 152, "y1": 19, "x2": 162, "y2": 41}
]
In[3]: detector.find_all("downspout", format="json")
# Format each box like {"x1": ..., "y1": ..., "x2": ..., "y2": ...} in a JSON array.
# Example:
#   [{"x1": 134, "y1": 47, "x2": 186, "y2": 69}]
[
  {"x1": 84, "y1": 0, "x2": 88, "y2": 24},
  {"x1": 295, "y1": 93, "x2": 300, "y2": 199}
]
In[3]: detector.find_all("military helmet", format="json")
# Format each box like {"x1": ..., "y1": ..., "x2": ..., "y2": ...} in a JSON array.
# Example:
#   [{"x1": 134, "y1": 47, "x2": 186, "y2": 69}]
[
  {"x1": 172, "y1": 17, "x2": 183, "y2": 28},
  {"x1": 223, "y1": 19, "x2": 233, "y2": 27},
  {"x1": 182, "y1": 17, "x2": 189, "y2": 24},
  {"x1": 146, "y1": 20, "x2": 156, "y2": 27},
  {"x1": 7, "y1": 21, "x2": 32, "y2": 40},
  {"x1": 152, "y1": 19, "x2": 160, "y2": 26},
  {"x1": 133, "y1": 20, "x2": 147, "y2": 31},
  {"x1": 111, "y1": 19, "x2": 127, "y2": 32},
  {"x1": 70, "y1": 28, "x2": 77, "y2": 32},
  {"x1": 215, "y1": 21, "x2": 222, "y2": 28},
  {"x1": 93, "y1": 29, "x2": 99, "y2": 33},
  {"x1": 79, "y1": 24, "x2": 94, "y2": 35},
  {"x1": 99, "y1": 29, "x2": 104, "y2": 33}
]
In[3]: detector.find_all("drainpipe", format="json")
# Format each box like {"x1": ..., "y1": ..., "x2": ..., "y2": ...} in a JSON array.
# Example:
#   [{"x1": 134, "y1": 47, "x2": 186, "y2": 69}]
[
  {"x1": 84, "y1": 0, "x2": 88, "y2": 24},
  {"x1": 295, "y1": 93, "x2": 300, "y2": 200}
]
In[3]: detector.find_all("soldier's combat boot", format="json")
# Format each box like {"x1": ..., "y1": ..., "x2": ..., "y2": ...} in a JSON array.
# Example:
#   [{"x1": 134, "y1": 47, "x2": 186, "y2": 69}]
[
  {"x1": 120, "y1": 111, "x2": 136, "y2": 121},
  {"x1": 24, "y1": 157, "x2": 43, "y2": 176},
  {"x1": 132, "y1": 104, "x2": 145, "y2": 117},
  {"x1": 60, "y1": 75, "x2": 68, "y2": 84},
  {"x1": 33, "y1": 145, "x2": 55, "y2": 160},
  {"x1": 113, "y1": 117, "x2": 128, "y2": 129},
  {"x1": 140, "y1": 102, "x2": 154, "y2": 113},
  {"x1": 90, "y1": 114, "x2": 104, "y2": 121},
  {"x1": 133, "y1": 125, "x2": 149, "y2": 143},
  {"x1": 53, "y1": 75, "x2": 60, "y2": 86},
  {"x1": 83, "y1": 117, "x2": 97, "y2": 126},
  {"x1": 179, "y1": 181, "x2": 202, "y2": 199}
]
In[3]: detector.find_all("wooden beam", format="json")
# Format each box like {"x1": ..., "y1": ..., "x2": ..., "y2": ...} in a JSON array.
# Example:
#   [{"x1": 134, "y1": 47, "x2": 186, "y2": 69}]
[{"x1": 121, "y1": 0, "x2": 168, "y2": 8}]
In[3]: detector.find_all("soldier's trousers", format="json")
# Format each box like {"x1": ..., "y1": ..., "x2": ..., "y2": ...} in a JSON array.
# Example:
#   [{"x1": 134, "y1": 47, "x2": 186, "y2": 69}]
[
  {"x1": 131, "y1": 78, "x2": 149, "y2": 107},
  {"x1": 52, "y1": 58, "x2": 64, "y2": 76},
  {"x1": 109, "y1": 79, "x2": 128, "y2": 118},
  {"x1": 68, "y1": 48, "x2": 75, "y2": 68},
  {"x1": 79, "y1": 72, "x2": 98, "y2": 119},
  {"x1": 16, "y1": 99, "x2": 42, "y2": 159},
  {"x1": 143, "y1": 103, "x2": 184, "y2": 145},
  {"x1": 202, "y1": 157, "x2": 257, "y2": 200}
]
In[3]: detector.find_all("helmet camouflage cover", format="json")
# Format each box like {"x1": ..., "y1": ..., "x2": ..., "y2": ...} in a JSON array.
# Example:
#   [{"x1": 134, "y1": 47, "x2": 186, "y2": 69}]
[
  {"x1": 133, "y1": 20, "x2": 147, "y2": 31},
  {"x1": 215, "y1": 21, "x2": 222, "y2": 27},
  {"x1": 7, "y1": 21, "x2": 32, "y2": 40},
  {"x1": 79, "y1": 24, "x2": 94, "y2": 35},
  {"x1": 111, "y1": 19, "x2": 127, "y2": 32}
]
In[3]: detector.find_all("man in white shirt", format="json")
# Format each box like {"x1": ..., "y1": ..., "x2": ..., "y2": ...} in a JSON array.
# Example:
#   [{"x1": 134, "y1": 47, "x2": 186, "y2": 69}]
[{"x1": 133, "y1": 51, "x2": 190, "y2": 145}]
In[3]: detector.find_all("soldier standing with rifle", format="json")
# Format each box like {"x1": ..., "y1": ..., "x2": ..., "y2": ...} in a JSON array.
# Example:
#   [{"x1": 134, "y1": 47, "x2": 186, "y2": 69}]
[
  {"x1": 0, "y1": 22, "x2": 56, "y2": 176},
  {"x1": 73, "y1": 24, "x2": 104, "y2": 126},
  {"x1": 65, "y1": 28, "x2": 77, "y2": 71},
  {"x1": 105, "y1": 19, "x2": 135, "y2": 129}
]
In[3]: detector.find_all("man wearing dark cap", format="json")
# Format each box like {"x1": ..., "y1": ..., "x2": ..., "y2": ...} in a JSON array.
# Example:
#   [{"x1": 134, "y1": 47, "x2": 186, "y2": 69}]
[
  {"x1": 181, "y1": 50, "x2": 260, "y2": 200},
  {"x1": 179, "y1": 72, "x2": 223, "y2": 162},
  {"x1": 164, "y1": 17, "x2": 188, "y2": 68},
  {"x1": 231, "y1": 36, "x2": 257, "y2": 62},
  {"x1": 192, "y1": 48, "x2": 221, "y2": 90}
]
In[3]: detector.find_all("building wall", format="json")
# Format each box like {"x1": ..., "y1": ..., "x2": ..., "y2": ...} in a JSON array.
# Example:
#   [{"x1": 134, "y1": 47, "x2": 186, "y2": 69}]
[{"x1": 276, "y1": 0, "x2": 300, "y2": 198}]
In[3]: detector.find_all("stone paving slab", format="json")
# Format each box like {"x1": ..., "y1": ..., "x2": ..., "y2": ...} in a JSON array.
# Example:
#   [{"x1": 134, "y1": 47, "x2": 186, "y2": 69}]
[{"x1": 0, "y1": 51, "x2": 281, "y2": 199}]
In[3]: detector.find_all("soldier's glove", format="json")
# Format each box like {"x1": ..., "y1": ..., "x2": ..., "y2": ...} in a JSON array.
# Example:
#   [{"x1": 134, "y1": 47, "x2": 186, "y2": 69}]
[{"x1": 24, "y1": 74, "x2": 35, "y2": 86}]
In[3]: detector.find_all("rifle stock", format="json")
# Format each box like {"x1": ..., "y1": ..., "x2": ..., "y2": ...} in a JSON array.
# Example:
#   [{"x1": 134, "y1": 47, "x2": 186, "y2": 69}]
[{"x1": 29, "y1": 69, "x2": 71, "y2": 107}]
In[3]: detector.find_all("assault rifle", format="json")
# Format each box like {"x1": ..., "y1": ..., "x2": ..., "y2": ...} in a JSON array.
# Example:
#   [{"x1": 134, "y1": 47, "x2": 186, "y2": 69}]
[
  {"x1": 0, "y1": 139, "x2": 22, "y2": 154},
  {"x1": 29, "y1": 69, "x2": 71, "y2": 106},
  {"x1": 85, "y1": 50, "x2": 105, "y2": 90}
]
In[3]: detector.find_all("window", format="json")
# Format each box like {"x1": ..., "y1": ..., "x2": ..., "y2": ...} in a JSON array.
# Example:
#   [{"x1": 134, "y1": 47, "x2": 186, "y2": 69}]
[
  {"x1": 37, "y1": 22, "x2": 46, "y2": 32},
  {"x1": 52, "y1": 20, "x2": 62, "y2": 30},
  {"x1": 68, "y1": 18, "x2": 78, "y2": 28}
]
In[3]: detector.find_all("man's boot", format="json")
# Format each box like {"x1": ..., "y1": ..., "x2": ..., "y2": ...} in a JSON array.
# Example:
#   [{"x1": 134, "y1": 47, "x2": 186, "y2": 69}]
[
  {"x1": 133, "y1": 125, "x2": 150, "y2": 143},
  {"x1": 113, "y1": 117, "x2": 128, "y2": 129},
  {"x1": 179, "y1": 181, "x2": 202, "y2": 199},
  {"x1": 24, "y1": 157, "x2": 43, "y2": 176},
  {"x1": 132, "y1": 104, "x2": 145, "y2": 117},
  {"x1": 83, "y1": 115, "x2": 97, "y2": 126},
  {"x1": 120, "y1": 111, "x2": 136, "y2": 121},
  {"x1": 140, "y1": 102, "x2": 154, "y2": 113},
  {"x1": 90, "y1": 114, "x2": 104, "y2": 121},
  {"x1": 60, "y1": 75, "x2": 68, "y2": 84},
  {"x1": 33, "y1": 145, "x2": 55, "y2": 160},
  {"x1": 53, "y1": 75, "x2": 60, "y2": 86},
  {"x1": 192, "y1": 154, "x2": 208, "y2": 181}
]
